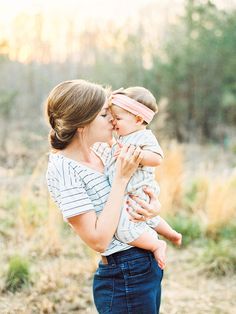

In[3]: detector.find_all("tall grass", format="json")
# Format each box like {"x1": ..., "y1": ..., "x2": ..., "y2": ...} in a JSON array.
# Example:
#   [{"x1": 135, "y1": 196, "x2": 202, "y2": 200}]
[
  {"x1": 0, "y1": 143, "x2": 236, "y2": 313},
  {"x1": 9, "y1": 144, "x2": 235, "y2": 249},
  {"x1": 13, "y1": 154, "x2": 63, "y2": 258},
  {"x1": 156, "y1": 142, "x2": 184, "y2": 214},
  {"x1": 204, "y1": 174, "x2": 236, "y2": 236},
  {"x1": 156, "y1": 143, "x2": 236, "y2": 240}
]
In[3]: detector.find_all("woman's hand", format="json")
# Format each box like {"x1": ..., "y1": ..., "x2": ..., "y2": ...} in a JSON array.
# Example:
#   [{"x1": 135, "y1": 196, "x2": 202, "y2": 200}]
[
  {"x1": 114, "y1": 144, "x2": 143, "y2": 183},
  {"x1": 127, "y1": 186, "x2": 161, "y2": 222}
]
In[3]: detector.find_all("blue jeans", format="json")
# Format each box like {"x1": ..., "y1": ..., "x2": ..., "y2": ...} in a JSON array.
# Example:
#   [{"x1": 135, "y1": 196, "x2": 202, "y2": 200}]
[{"x1": 93, "y1": 247, "x2": 163, "y2": 314}]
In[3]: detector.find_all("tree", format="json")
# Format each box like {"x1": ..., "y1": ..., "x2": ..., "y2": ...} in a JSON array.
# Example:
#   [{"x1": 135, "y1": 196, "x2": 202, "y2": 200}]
[
  {"x1": 0, "y1": 91, "x2": 17, "y2": 153},
  {"x1": 157, "y1": 0, "x2": 236, "y2": 141}
]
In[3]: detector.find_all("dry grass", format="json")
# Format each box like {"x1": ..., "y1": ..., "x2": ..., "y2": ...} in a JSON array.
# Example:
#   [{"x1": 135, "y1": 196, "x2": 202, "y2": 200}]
[
  {"x1": 0, "y1": 143, "x2": 236, "y2": 313},
  {"x1": 156, "y1": 141, "x2": 184, "y2": 214},
  {"x1": 204, "y1": 174, "x2": 236, "y2": 235},
  {"x1": 156, "y1": 142, "x2": 236, "y2": 236}
]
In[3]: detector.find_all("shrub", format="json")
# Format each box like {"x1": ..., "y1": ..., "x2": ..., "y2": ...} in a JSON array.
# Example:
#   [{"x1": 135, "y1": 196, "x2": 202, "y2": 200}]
[
  {"x1": 166, "y1": 213, "x2": 203, "y2": 246},
  {"x1": 0, "y1": 193, "x2": 19, "y2": 212},
  {"x1": 5, "y1": 255, "x2": 30, "y2": 292},
  {"x1": 184, "y1": 181, "x2": 198, "y2": 205},
  {"x1": 199, "y1": 240, "x2": 236, "y2": 276},
  {"x1": 218, "y1": 223, "x2": 236, "y2": 240}
]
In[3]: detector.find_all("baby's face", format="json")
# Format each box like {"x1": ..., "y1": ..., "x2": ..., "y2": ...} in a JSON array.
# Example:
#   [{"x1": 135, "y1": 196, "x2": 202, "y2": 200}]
[{"x1": 111, "y1": 105, "x2": 139, "y2": 136}]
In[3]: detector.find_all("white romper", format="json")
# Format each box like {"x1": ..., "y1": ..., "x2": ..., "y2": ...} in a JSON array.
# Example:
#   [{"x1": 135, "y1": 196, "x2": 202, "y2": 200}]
[{"x1": 105, "y1": 129, "x2": 164, "y2": 243}]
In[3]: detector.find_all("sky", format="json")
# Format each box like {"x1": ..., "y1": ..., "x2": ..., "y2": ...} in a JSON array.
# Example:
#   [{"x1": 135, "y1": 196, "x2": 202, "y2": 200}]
[
  {"x1": 0, "y1": 0, "x2": 235, "y2": 62},
  {"x1": 1, "y1": 0, "x2": 235, "y2": 24},
  {"x1": 0, "y1": 0, "x2": 184, "y2": 62}
]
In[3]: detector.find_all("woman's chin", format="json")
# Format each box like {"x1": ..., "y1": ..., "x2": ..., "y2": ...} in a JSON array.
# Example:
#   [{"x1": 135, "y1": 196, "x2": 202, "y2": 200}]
[{"x1": 104, "y1": 133, "x2": 113, "y2": 143}]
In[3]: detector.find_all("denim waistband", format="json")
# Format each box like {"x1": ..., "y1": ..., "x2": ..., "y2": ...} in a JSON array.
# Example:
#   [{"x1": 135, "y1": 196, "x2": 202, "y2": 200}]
[{"x1": 103, "y1": 247, "x2": 153, "y2": 265}]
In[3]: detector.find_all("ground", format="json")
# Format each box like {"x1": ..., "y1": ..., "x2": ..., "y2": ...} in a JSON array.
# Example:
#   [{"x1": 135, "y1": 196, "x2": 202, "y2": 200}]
[
  {"x1": 0, "y1": 241, "x2": 235, "y2": 314},
  {"x1": 0, "y1": 142, "x2": 235, "y2": 313}
]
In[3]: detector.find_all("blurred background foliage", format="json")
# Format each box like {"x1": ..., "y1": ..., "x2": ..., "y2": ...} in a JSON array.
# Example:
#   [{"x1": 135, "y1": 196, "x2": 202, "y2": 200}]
[
  {"x1": 0, "y1": 0, "x2": 236, "y2": 312},
  {"x1": 0, "y1": 0, "x2": 235, "y2": 163}
]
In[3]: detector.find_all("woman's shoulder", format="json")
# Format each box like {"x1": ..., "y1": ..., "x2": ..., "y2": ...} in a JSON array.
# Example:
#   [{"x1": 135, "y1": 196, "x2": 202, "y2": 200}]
[
  {"x1": 48, "y1": 152, "x2": 73, "y2": 171},
  {"x1": 47, "y1": 153, "x2": 83, "y2": 184}
]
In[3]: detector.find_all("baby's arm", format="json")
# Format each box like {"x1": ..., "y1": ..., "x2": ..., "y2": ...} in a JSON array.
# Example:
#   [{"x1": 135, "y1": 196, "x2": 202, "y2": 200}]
[
  {"x1": 140, "y1": 150, "x2": 163, "y2": 167},
  {"x1": 113, "y1": 141, "x2": 163, "y2": 167},
  {"x1": 114, "y1": 146, "x2": 162, "y2": 167}
]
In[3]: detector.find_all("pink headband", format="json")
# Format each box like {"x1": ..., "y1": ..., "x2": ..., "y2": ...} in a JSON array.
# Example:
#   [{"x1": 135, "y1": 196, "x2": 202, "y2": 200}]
[{"x1": 111, "y1": 94, "x2": 155, "y2": 123}]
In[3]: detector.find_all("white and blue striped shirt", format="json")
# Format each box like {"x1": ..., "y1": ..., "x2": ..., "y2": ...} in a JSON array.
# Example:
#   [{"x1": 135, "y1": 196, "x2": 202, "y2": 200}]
[{"x1": 46, "y1": 142, "x2": 132, "y2": 256}]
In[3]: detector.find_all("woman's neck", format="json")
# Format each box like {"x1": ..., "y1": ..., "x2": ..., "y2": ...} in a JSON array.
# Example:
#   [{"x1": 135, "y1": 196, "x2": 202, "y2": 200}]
[
  {"x1": 58, "y1": 137, "x2": 104, "y2": 172},
  {"x1": 60, "y1": 137, "x2": 93, "y2": 163}
]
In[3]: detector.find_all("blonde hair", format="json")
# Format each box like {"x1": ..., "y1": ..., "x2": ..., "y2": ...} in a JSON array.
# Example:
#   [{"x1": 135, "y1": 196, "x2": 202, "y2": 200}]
[{"x1": 45, "y1": 79, "x2": 106, "y2": 150}]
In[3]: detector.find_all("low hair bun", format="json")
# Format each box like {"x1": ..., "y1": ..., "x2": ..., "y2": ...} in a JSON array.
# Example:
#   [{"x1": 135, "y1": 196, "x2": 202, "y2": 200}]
[{"x1": 49, "y1": 129, "x2": 67, "y2": 150}]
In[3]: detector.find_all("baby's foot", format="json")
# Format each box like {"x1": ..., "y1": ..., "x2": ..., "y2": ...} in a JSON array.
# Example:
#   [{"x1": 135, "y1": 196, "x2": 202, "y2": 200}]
[
  {"x1": 153, "y1": 240, "x2": 167, "y2": 270},
  {"x1": 170, "y1": 232, "x2": 182, "y2": 246}
]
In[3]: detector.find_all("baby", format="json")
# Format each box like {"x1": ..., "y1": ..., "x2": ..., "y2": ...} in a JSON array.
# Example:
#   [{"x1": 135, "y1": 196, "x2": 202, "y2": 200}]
[{"x1": 106, "y1": 87, "x2": 182, "y2": 269}]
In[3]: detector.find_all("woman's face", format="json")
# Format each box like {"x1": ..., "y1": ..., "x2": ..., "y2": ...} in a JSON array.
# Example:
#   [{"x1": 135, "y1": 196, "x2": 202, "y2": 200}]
[{"x1": 85, "y1": 101, "x2": 113, "y2": 143}]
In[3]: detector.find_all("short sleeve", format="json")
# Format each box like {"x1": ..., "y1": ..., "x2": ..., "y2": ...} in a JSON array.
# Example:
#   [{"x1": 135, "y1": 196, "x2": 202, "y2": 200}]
[
  {"x1": 59, "y1": 181, "x2": 95, "y2": 220},
  {"x1": 141, "y1": 133, "x2": 164, "y2": 158},
  {"x1": 123, "y1": 131, "x2": 164, "y2": 158}
]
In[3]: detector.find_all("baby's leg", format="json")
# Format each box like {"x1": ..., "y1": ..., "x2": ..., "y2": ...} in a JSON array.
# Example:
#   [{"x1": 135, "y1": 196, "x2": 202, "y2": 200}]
[
  {"x1": 115, "y1": 196, "x2": 167, "y2": 269},
  {"x1": 155, "y1": 217, "x2": 182, "y2": 246},
  {"x1": 129, "y1": 231, "x2": 167, "y2": 270}
]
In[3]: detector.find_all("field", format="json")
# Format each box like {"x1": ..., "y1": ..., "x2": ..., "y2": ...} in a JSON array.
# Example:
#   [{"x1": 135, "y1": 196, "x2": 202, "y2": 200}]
[{"x1": 0, "y1": 142, "x2": 235, "y2": 314}]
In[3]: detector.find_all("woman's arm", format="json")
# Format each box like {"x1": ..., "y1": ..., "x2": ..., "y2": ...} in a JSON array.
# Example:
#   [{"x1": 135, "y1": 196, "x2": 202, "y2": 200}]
[
  {"x1": 68, "y1": 180, "x2": 127, "y2": 252},
  {"x1": 67, "y1": 145, "x2": 143, "y2": 253}
]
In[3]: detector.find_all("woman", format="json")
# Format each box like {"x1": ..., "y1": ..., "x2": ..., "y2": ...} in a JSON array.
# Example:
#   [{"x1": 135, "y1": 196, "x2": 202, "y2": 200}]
[{"x1": 45, "y1": 79, "x2": 163, "y2": 313}]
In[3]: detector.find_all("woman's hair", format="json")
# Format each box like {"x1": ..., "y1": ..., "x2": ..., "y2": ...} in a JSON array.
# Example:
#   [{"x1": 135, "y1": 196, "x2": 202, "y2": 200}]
[
  {"x1": 45, "y1": 79, "x2": 106, "y2": 150},
  {"x1": 114, "y1": 87, "x2": 158, "y2": 113}
]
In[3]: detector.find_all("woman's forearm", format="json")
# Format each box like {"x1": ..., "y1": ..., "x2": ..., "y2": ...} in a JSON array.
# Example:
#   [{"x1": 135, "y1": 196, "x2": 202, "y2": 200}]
[
  {"x1": 68, "y1": 177, "x2": 129, "y2": 253},
  {"x1": 94, "y1": 177, "x2": 127, "y2": 250},
  {"x1": 69, "y1": 145, "x2": 143, "y2": 252},
  {"x1": 94, "y1": 145, "x2": 143, "y2": 250}
]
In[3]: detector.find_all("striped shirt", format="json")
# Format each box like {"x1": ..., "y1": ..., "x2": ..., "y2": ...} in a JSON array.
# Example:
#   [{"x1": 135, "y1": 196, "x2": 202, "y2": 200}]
[{"x1": 46, "y1": 142, "x2": 132, "y2": 256}]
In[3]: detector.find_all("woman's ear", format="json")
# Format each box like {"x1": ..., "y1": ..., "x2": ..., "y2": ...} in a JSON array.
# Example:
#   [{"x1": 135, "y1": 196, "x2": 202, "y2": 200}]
[
  {"x1": 77, "y1": 127, "x2": 84, "y2": 133},
  {"x1": 135, "y1": 115, "x2": 144, "y2": 125}
]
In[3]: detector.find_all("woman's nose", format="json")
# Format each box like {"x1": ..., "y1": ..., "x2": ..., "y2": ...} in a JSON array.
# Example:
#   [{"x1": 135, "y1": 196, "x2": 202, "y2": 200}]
[{"x1": 112, "y1": 119, "x2": 117, "y2": 126}]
